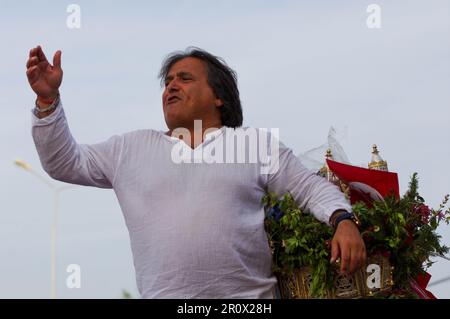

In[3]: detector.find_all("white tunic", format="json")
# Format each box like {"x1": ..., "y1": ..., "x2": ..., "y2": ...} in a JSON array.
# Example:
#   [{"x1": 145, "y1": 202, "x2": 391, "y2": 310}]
[{"x1": 31, "y1": 100, "x2": 351, "y2": 298}]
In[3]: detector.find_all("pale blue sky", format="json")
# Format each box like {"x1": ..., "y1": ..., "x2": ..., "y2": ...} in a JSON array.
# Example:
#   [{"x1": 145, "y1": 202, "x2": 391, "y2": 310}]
[{"x1": 1, "y1": 0, "x2": 449, "y2": 298}]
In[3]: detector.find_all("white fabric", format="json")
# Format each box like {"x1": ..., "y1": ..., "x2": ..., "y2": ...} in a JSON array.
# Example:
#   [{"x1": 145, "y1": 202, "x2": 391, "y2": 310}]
[
  {"x1": 31, "y1": 100, "x2": 352, "y2": 299},
  {"x1": 297, "y1": 126, "x2": 351, "y2": 172}
]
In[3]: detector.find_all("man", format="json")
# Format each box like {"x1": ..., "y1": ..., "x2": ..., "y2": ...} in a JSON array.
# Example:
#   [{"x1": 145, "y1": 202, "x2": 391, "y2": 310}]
[{"x1": 26, "y1": 45, "x2": 366, "y2": 298}]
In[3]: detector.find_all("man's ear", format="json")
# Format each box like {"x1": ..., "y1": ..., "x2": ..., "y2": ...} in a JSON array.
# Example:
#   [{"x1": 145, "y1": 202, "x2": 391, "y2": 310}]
[{"x1": 214, "y1": 97, "x2": 223, "y2": 108}]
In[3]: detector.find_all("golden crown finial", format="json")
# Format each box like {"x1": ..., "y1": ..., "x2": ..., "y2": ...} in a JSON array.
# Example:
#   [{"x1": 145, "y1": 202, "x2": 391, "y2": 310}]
[
  {"x1": 369, "y1": 144, "x2": 388, "y2": 171},
  {"x1": 319, "y1": 148, "x2": 338, "y2": 182}
]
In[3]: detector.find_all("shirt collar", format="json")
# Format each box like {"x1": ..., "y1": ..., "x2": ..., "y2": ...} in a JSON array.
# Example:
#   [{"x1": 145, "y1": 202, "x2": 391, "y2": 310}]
[{"x1": 160, "y1": 126, "x2": 226, "y2": 143}]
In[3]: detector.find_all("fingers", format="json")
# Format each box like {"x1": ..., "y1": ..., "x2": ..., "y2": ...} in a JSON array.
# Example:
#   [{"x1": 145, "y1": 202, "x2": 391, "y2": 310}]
[
  {"x1": 53, "y1": 50, "x2": 62, "y2": 69},
  {"x1": 26, "y1": 65, "x2": 39, "y2": 83},
  {"x1": 26, "y1": 65, "x2": 38, "y2": 76},
  {"x1": 346, "y1": 242, "x2": 367, "y2": 274},
  {"x1": 331, "y1": 227, "x2": 367, "y2": 274},
  {"x1": 29, "y1": 47, "x2": 38, "y2": 58},
  {"x1": 29, "y1": 45, "x2": 49, "y2": 62},
  {"x1": 26, "y1": 56, "x2": 39, "y2": 69},
  {"x1": 28, "y1": 46, "x2": 61, "y2": 66},
  {"x1": 340, "y1": 246, "x2": 350, "y2": 274},
  {"x1": 330, "y1": 239, "x2": 339, "y2": 264},
  {"x1": 349, "y1": 251, "x2": 359, "y2": 274},
  {"x1": 37, "y1": 45, "x2": 49, "y2": 63}
]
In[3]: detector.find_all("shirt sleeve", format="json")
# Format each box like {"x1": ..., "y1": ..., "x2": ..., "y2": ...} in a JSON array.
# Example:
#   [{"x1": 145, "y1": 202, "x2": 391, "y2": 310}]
[
  {"x1": 265, "y1": 139, "x2": 352, "y2": 225},
  {"x1": 31, "y1": 100, "x2": 124, "y2": 189}
]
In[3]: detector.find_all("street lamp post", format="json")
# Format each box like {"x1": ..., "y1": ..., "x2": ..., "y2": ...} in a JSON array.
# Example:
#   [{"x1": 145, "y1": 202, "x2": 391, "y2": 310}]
[{"x1": 14, "y1": 158, "x2": 75, "y2": 299}]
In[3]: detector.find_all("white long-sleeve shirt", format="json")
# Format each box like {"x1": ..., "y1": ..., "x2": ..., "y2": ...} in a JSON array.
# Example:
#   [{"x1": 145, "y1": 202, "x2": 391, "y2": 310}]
[{"x1": 31, "y1": 100, "x2": 351, "y2": 299}]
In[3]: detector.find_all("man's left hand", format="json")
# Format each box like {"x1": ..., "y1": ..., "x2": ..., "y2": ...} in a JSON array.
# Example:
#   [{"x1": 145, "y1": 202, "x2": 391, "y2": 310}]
[{"x1": 330, "y1": 220, "x2": 366, "y2": 274}]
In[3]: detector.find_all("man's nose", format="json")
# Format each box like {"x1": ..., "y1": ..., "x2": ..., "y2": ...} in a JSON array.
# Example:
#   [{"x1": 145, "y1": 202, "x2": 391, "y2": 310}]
[{"x1": 167, "y1": 80, "x2": 180, "y2": 93}]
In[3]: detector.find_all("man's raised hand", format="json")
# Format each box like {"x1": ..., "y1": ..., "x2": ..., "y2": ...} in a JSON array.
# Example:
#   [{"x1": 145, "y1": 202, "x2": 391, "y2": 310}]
[{"x1": 26, "y1": 46, "x2": 63, "y2": 100}]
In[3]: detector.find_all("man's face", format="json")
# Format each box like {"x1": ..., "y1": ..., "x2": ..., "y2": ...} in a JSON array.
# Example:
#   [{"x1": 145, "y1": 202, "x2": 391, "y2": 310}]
[{"x1": 162, "y1": 57, "x2": 222, "y2": 131}]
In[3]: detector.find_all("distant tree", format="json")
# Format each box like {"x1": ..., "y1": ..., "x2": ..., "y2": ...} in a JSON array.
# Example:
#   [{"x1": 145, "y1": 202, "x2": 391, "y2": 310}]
[{"x1": 121, "y1": 289, "x2": 133, "y2": 299}]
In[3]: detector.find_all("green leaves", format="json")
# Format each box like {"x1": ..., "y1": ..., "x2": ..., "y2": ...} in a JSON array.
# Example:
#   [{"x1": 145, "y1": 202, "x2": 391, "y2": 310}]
[
  {"x1": 264, "y1": 173, "x2": 450, "y2": 298},
  {"x1": 263, "y1": 192, "x2": 334, "y2": 297}
]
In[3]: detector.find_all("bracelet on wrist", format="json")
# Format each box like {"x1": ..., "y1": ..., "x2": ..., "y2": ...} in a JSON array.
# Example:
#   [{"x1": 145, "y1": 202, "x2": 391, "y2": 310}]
[
  {"x1": 35, "y1": 94, "x2": 60, "y2": 113},
  {"x1": 332, "y1": 210, "x2": 361, "y2": 229}
]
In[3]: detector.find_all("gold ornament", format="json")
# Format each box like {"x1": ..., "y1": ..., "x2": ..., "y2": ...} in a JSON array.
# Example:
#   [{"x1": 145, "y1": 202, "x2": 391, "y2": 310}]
[
  {"x1": 368, "y1": 144, "x2": 388, "y2": 171},
  {"x1": 319, "y1": 149, "x2": 339, "y2": 183}
]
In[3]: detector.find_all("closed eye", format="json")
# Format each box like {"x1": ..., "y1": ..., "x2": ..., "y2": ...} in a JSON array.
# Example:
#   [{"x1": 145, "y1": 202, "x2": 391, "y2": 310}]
[
  {"x1": 164, "y1": 72, "x2": 194, "y2": 86},
  {"x1": 164, "y1": 78, "x2": 172, "y2": 87}
]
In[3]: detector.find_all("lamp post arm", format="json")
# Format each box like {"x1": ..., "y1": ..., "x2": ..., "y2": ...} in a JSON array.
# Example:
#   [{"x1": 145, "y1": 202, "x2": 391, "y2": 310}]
[{"x1": 29, "y1": 169, "x2": 57, "y2": 191}]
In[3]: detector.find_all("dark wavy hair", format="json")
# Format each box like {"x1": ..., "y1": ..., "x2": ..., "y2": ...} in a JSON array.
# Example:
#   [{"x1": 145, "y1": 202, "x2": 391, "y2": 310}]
[{"x1": 159, "y1": 47, "x2": 243, "y2": 128}]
